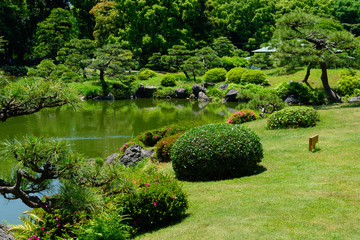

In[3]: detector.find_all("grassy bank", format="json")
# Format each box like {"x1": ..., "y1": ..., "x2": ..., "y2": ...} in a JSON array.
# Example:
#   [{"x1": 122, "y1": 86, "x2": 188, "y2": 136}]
[{"x1": 136, "y1": 103, "x2": 360, "y2": 240}]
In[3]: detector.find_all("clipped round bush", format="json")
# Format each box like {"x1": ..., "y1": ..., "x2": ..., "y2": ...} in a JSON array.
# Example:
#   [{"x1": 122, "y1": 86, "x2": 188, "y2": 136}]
[
  {"x1": 228, "y1": 110, "x2": 257, "y2": 124},
  {"x1": 155, "y1": 134, "x2": 181, "y2": 162},
  {"x1": 203, "y1": 68, "x2": 227, "y2": 83},
  {"x1": 138, "y1": 69, "x2": 157, "y2": 80},
  {"x1": 171, "y1": 123, "x2": 263, "y2": 181},
  {"x1": 276, "y1": 81, "x2": 318, "y2": 104},
  {"x1": 221, "y1": 56, "x2": 248, "y2": 70},
  {"x1": 267, "y1": 106, "x2": 320, "y2": 129},
  {"x1": 241, "y1": 69, "x2": 268, "y2": 85},
  {"x1": 226, "y1": 67, "x2": 248, "y2": 83},
  {"x1": 161, "y1": 73, "x2": 176, "y2": 87}
]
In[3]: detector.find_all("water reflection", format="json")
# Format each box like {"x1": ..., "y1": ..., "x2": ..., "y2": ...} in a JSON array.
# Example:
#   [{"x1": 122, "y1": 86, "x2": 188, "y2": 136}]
[{"x1": 0, "y1": 99, "x2": 238, "y2": 223}]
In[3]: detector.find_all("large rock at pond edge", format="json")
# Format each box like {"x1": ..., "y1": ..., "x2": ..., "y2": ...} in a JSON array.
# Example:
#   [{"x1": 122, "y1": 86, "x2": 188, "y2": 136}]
[
  {"x1": 192, "y1": 84, "x2": 207, "y2": 98},
  {"x1": 218, "y1": 83, "x2": 228, "y2": 90},
  {"x1": 134, "y1": 84, "x2": 157, "y2": 98},
  {"x1": 224, "y1": 89, "x2": 239, "y2": 102},
  {"x1": 175, "y1": 88, "x2": 189, "y2": 99},
  {"x1": 0, "y1": 225, "x2": 15, "y2": 240},
  {"x1": 105, "y1": 153, "x2": 119, "y2": 164},
  {"x1": 118, "y1": 144, "x2": 153, "y2": 166},
  {"x1": 198, "y1": 91, "x2": 210, "y2": 102}
]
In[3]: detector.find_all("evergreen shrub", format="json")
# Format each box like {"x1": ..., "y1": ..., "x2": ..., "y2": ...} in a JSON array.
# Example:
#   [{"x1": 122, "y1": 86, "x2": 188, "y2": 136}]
[
  {"x1": 220, "y1": 56, "x2": 248, "y2": 70},
  {"x1": 276, "y1": 81, "x2": 325, "y2": 105},
  {"x1": 226, "y1": 67, "x2": 248, "y2": 83},
  {"x1": 337, "y1": 75, "x2": 360, "y2": 96},
  {"x1": 203, "y1": 68, "x2": 227, "y2": 83},
  {"x1": 116, "y1": 171, "x2": 188, "y2": 233},
  {"x1": 267, "y1": 106, "x2": 320, "y2": 129},
  {"x1": 228, "y1": 110, "x2": 257, "y2": 124},
  {"x1": 138, "y1": 69, "x2": 157, "y2": 80},
  {"x1": 241, "y1": 69, "x2": 268, "y2": 85},
  {"x1": 161, "y1": 74, "x2": 176, "y2": 87},
  {"x1": 171, "y1": 123, "x2": 263, "y2": 181},
  {"x1": 155, "y1": 134, "x2": 181, "y2": 162}
]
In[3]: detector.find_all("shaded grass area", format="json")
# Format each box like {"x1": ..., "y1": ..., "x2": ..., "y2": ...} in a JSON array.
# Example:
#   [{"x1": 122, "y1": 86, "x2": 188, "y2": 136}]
[{"x1": 136, "y1": 103, "x2": 360, "y2": 240}]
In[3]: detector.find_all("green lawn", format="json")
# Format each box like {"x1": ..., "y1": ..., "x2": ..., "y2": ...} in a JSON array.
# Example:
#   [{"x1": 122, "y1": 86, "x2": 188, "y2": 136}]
[{"x1": 136, "y1": 103, "x2": 360, "y2": 240}]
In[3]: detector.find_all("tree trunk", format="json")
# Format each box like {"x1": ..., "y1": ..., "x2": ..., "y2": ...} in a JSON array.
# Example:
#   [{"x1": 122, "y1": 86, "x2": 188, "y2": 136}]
[
  {"x1": 302, "y1": 63, "x2": 313, "y2": 89},
  {"x1": 99, "y1": 69, "x2": 109, "y2": 95},
  {"x1": 319, "y1": 62, "x2": 343, "y2": 103}
]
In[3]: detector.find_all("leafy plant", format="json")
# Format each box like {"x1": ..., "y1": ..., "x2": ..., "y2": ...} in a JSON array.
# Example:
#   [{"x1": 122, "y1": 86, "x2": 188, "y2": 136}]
[
  {"x1": 155, "y1": 134, "x2": 182, "y2": 162},
  {"x1": 276, "y1": 81, "x2": 325, "y2": 105},
  {"x1": 337, "y1": 75, "x2": 360, "y2": 96},
  {"x1": 267, "y1": 106, "x2": 320, "y2": 129},
  {"x1": 203, "y1": 68, "x2": 227, "y2": 83},
  {"x1": 220, "y1": 56, "x2": 249, "y2": 70},
  {"x1": 171, "y1": 123, "x2": 263, "y2": 181},
  {"x1": 228, "y1": 110, "x2": 257, "y2": 124},
  {"x1": 138, "y1": 69, "x2": 157, "y2": 80},
  {"x1": 226, "y1": 67, "x2": 248, "y2": 84},
  {"x1": 241, "y1": 69, "x2": 268, "y2": 85},
  {"x1": 160, "y1": 73, "x2": 176, "y2": 87}
]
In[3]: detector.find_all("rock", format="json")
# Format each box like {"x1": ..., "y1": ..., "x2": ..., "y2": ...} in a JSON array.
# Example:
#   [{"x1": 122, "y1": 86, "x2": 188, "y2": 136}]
[
  {"x1": 134, "y1": 84, "x2": 157, "y2": 98},
  {"x1": 0, "y1": 225, "x2": 15, "y2": 240},
  {"x1": 218, "y1": 83, "x2": 228, "y2": 90},
  {"x1": 105, "y1": 153, "x2": 119, "y2": 164},
  {"x1": 192, "y1": 84, "x2": 207, "y2": 98},
  {"x1": 349, "y1": 96, "x2": 360, "y2": 102},
  {"x1": 202, "y1": 82, "x2": 215, "y2": 88},
  {"x1": 118, "y1": 144, "x2": 153, "y2": 166},
  {"x1": 198, "y1": 91, "x2": 210, "y2": 102},
  {"x1": 224, "y1": 89, "x2": 239, "y2": 102},
  {"x1": 284, "y1": 94, "x2": 299, "y2": 104},
  {"x1": 104, "y1": 92, "x2": 115, "y2": 100},
  {"x1": 175, "y1": 88, "x2": 189, "y2": 99}
]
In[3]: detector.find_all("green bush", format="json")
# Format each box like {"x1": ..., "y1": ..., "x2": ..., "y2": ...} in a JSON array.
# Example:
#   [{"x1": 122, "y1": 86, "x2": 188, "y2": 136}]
[
  {"x1": 136, "y1": 120, "x2": 205, "y2": 147},
  {"x1": 155, "y1": 134, "x2": 181, "y2": 162},
  {"x1": 138, "y1": 69, "x2": 157, "y2": 80},
  {"x1": 3, "y1": 65, "x2": 28, "y2": 76},
  {"x1": 220, "y1": 56, "x2": 248, "y2": 70},
  {"x1": 161, "y1": 73, "x2": 176, "y2": 87},
  {"x1": 276, "y1": 81, "x2": 325, "y2": 105},
  {"x1": 337, "y1": 75, "x2": 360, "y2": 96},
  {"x1": 203, "y1": 68, "x2": 227, "y2": 83},
  {"x1": 171, "y1": 123, "x2": 263, "y2": 181},
  {"x1": 267, "y1": 106, "x2": 320, "y2": 129},
  {"x1": 228, "y1": 110, "x2": 257, "y2": 124},
  {"x1": 226, "y1": 67, "x2": 248, "y2": 84},
  {"x1": 241, "y1": 69, "x2": 268, "y2": 85},
  {"x1": 116, "y1": 171, "x2": 188, "y2": 233}
]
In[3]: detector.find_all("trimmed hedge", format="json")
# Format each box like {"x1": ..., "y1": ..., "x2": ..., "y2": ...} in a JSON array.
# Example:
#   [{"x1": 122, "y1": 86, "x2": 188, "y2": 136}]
[
  {"x1": 241, "y1": 69, "x2": 268, "y2": 85},
  {"x1": 228, "y1": 110, "x2": 257, "y2": 124},
  {"x1": 138, "y1": 69, "x2": 157, "y2": 80},
  {"x1": 161, "y1": 74, "x2": 176, "y2": 87},
  {"x1": 267, "y1": 106, "x2": 320, "y2": 129},
  {"x1": 203, "y1": 68, "x2": 227, "y2": 83},
  {"x1": 171, "y1": 123, "x2": 263, "y2": 181},
  {"x1": 226, "y1": 67, "x2": 247, "y2": 84}
]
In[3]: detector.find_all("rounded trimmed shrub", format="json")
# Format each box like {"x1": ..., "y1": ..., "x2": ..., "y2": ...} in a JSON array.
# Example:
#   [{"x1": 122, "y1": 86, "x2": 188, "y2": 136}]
[
  {"x1": 228, "y1": 110, "x2": 257, "y2": 124},
  {"x1": 138, "y1": 69, "x2": 157, "y2": 80},
  {"x1": 337, "y1": 75, "x2": 360, "y2": 96},
  {"x1": 276, "y1": 81, "x2": 324, "y2": 104},
  {"x1": 242, "y1": 69, "x2": 268, "y2": 85},
  {"x1": 203, "y1": 68, "x2": 227, "y2": 83},
  {"x1": 161, "y1": 73, "x2": 176, "y2": 87},
  {"x1": 155, "y1": 134, "x2": 181, "y2": 162},
  {"x1": 267, "y1": 106, "x2": 320, "y2": 129},
  {"x1": 226, "y1": 67, "x2": 248, "y2": 83},
  {"x1": 171, "y1": 123, "x2": 263, "y2": 181}
]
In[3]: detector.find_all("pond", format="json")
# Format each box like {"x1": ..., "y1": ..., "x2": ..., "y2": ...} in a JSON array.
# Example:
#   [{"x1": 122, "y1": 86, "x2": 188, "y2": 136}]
[{"x1": 0, "y1": 99, "x2": 238, "y2": 224}]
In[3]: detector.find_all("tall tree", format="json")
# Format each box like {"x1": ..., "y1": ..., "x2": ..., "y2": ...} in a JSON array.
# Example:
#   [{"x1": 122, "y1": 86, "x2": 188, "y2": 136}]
[
  {"x1": 333, "y1": 0, "x2": 360, "y2": 36},
  {"x1": 89, "y1": 44, "x2": 133, "y2": 95},
  {"x1": 31, "y1": 8, "x2": 78, "y2": 59},
  {"x1": 70, "y1": 0, "x2": 98, "y2": 39},
  {"x1": 161, "y1": 45, "x2": 192, "y2": 80},
  {"x1": 273, "y1": 11, "x2": 359, "y2": 102}
]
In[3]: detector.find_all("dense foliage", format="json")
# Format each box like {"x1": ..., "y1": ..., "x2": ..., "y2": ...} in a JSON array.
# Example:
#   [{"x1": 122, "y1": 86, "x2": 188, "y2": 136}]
[
  {"x1": 228, "y1": 110, "x2": 257, "y2": 124},
  {"x1": 161, "y1": 73, "x2": 176, "y2": 87},
  {"x1": 171, "y1": 123, "x2": 263, "y2": 181},
  {"x1": 155, "y1": 134, "x2": 181, "y2": 162},
  {"x1": 267, "y1": 106, "x2": 320, "y2": 129},
  {"x1": 226, "y1": 67, "x2": 248, "y2": 84},
  {"x1": 203, "y1": 68, "x2": 227, "y2": 83}
]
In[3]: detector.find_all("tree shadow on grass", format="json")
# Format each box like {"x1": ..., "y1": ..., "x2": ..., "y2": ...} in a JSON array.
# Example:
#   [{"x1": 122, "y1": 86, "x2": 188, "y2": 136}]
[{"x1": 314, "y1": 102, "x2": 360, "y2": 111}]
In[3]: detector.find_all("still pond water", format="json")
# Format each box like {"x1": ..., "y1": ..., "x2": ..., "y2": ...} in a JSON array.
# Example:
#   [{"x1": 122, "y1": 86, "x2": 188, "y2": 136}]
[{"x1": 0, "y1": 99, "x2": 238, "y2": 224}]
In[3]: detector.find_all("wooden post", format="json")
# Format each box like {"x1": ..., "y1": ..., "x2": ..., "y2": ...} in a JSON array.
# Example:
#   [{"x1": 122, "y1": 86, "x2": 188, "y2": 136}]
[{"x1": 309, "y1": 134, "x2": 319, "y2": 151}]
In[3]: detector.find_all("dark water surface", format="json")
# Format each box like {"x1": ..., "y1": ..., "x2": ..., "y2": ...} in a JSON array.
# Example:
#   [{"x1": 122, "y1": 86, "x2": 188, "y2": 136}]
[{"x1": 0, "y1": 99, "x2": 237, "y2": 224}]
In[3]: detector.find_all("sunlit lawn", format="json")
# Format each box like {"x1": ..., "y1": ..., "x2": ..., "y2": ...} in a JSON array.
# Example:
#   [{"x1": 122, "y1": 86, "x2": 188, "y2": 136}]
[{"x1": 136, "y1": 103, "x2": 360, "y2": 240}]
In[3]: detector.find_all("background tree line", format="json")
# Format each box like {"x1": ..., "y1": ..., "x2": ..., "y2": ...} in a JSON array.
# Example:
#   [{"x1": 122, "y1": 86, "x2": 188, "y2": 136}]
[{"x1": 1, "y1": 0, "x2": 360, "y2": 67}]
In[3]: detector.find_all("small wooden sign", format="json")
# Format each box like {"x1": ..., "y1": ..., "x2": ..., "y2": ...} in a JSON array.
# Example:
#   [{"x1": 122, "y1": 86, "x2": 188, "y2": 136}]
[{"x1": 309, "y1": 134, "x2": 319, "y2": 151}]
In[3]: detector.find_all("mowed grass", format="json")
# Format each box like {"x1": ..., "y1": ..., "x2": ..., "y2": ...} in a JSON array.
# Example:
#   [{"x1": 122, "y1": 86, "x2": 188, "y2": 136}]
[{"x1": 136, "y1": 103, "x2": 360, "y2": 240}]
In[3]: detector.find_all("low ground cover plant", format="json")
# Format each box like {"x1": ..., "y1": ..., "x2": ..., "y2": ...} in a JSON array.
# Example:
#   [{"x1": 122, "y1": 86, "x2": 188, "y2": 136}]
[
  {"x1": 171, "y1": 123, "x2": 263, "y2": 181},
  {"x1": 267, "y1": 106, "x2": 320, "y2": 129},
  {"x1": 228, "y1": 109, "x2": 257, "y2": 124}
]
